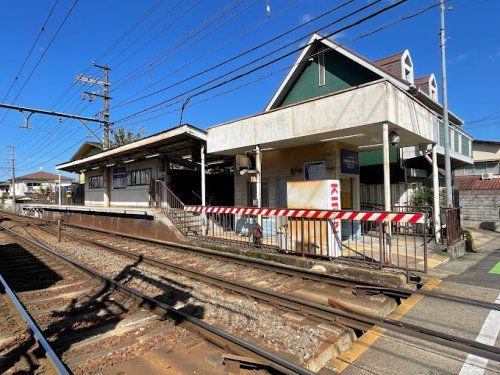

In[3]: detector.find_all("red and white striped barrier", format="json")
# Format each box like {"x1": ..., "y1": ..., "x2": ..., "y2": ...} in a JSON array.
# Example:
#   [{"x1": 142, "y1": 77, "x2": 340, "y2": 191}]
[{"x1": 184, "y1": 206, "x2": 426, "y2": 224}]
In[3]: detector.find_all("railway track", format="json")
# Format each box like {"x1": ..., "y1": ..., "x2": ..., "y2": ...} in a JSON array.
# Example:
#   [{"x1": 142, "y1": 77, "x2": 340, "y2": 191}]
[
  {"x1": 0, "y1": 226, "x2": 313, "y2": 374},
  {"x1": 0, "y1": 272, "x2": 67, "y2": 375},
  {"x1": 2, "y1": 212, "x2": 500, "y2": 368},
  {"x1": 10, "y1": 211, "x2": 499, "y2": 311}
]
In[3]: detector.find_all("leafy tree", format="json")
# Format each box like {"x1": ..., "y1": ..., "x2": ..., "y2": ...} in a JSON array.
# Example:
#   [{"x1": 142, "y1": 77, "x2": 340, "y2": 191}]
[
  {"x1": 109, "y1": 126, "x2": 146, "y2": 148},
  {"x1": 410, "y1": 187, "x2": 446, "y2": 207}
]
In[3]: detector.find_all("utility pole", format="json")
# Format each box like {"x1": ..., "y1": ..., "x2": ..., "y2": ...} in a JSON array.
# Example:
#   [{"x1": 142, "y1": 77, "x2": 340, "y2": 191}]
[
  {"x1": 6, "y1": 146, "x2": 16, "y2": 211},
  {"x1": 76, "y1": 63, "x2": 112, "y2": 149},
  {"x1": 440, "y1": 0, "x2": 453, "y2": 207}
]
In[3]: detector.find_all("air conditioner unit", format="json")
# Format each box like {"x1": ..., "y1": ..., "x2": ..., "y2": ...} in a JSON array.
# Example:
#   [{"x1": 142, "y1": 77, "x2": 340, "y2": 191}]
[{"x1": 481, "y1": 173, "x2": 494, "y2": 180}]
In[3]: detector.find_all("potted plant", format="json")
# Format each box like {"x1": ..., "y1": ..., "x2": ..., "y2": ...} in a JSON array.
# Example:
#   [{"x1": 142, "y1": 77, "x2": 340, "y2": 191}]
[{"x1": 462, "y1": 228, "x2": 474, "y2": 252}]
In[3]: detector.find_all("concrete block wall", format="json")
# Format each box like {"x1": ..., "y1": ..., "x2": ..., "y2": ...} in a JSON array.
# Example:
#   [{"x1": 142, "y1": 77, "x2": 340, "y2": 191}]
[{"x1": 458, "y1": 190, "x2": 500, "y2": 232}]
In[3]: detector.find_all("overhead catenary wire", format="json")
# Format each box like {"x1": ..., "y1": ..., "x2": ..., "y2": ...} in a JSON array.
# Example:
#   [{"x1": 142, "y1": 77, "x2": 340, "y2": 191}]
[
  {"x1": 121, "y1": 1, "x2": 444, "y2": 129},
  {"x1": 0, "y1": 0, "x2": 80, "y2": 125},
  {"x1": 115, "y1": 0, "x2": 409, "y2": 124},
  {"x1": 116, "y1": 0, "x2": 300, "y2": 106},
  {"x1": 0, "y1": 0, "x2": 60, "y2": 106},
  {"x1": 112, "y1": 0, "x2": 357, "y2": 104},
  {"x1": 112, "y1": 0, "x2": 252, "y2": 88},
  {"x1": 112, "y1": 0, "x2": 380, "y2": 112}
]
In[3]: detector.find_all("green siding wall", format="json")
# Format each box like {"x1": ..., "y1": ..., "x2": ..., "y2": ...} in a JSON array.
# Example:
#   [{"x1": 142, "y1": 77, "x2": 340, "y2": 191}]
[
  {"x1": 278, "y1": 47, "x2": 380, "y2": 107},
  {"x1": 359, "y1": 149, "x2": 398, "y2": 167}
]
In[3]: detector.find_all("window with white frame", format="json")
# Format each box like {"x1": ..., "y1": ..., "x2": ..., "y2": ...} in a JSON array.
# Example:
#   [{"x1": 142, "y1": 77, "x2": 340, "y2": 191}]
[{"x1": 318, "y1": 47, "x2": 326, "y2": 87}]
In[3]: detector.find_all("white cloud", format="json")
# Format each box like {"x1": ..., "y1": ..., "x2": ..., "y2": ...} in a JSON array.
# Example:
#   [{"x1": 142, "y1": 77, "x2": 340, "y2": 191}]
[
  {"x1": 300, "y1": 13, "x2": 312, "y2": 24},
  {"x1": 332, "y1": 31, "x2": 347, "y2": 41}
]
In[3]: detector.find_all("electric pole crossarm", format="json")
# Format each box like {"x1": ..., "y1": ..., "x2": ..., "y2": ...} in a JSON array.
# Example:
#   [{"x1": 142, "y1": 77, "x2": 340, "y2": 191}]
[{"x1": 0, "y1": 103, "x2": 107, "y2": 124}]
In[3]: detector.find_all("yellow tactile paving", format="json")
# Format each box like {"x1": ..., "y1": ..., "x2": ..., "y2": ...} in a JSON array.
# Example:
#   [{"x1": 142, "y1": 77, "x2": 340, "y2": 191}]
[{"x1": 330, "y1": 278, "x2": 442, "y2": 373}]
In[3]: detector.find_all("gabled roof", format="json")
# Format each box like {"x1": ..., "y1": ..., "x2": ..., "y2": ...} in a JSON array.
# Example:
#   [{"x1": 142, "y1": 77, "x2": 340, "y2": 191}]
[
  {"x1": 56, "y1": 124, "x2": 210, "y2": 172},
  {"x1": 373, "y1": 51, "x2": 405, "y2": 67},
  {"x1": 70, "y1": 141, "x2": 103, "y2": 161},
  {"x1": 16, "y1": 171, "x2": 73, "y2": 182},
  {"x1": 265, "y1": 33, "x2": 462, "y2": 125},
  {"x1": 415, "y1": 74, "x2": 434, "y2": 85}
]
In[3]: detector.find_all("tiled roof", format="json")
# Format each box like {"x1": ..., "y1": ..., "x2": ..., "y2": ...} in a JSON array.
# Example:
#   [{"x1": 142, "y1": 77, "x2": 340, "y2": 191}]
[
  {"x1": 17, "y1": 171, "x2": 73, "y2": 181},
  {"x1": 373, "y1": 51, "x2": 405, "y2": 67},
  {"x1": 455, "y1": 175, "x2": 500, "y2": 190},
  {"x1": 415, "y1": 75, "x2": 432, "y2": 85}
]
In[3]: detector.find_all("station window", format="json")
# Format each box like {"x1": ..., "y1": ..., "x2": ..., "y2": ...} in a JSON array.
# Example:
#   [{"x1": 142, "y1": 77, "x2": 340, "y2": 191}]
[
  {"x1": 127, "y1": 168, "x2": 152, "y2": 186},
  {"x1": 89, "y1": 175, "x2": 104, "y2": 189},
  {"x1": 318, "y1": 47, "x2": 326, "y2": 87},
  {"x1": 113, "y1": 167, "x2": 127, "y2": 189}
]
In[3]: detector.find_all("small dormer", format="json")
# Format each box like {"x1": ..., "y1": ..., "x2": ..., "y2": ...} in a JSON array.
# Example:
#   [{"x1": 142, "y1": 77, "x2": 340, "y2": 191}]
[
  {"x1": 415, "y1": 73, "x2": 438, "y2": 101},
  {"x1": 374, "y1": 49, "x2": 414, "y2": 84},
  {"x1": 401, "y1": 50, "x2": 414, "y2": 84}
]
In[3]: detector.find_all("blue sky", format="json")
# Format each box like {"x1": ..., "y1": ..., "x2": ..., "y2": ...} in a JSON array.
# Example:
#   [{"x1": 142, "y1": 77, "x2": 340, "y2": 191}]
[{"x1": 0, "y1": 0, "x2": 498, "y2": 178}]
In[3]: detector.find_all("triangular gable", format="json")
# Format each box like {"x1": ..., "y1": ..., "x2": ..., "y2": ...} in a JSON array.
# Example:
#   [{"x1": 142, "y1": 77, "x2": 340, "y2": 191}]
[
  {"x1": 70, "y1": 142, "x2": 103, "y2": 161},
  {"x1": 265, "y1": 33, "x2": 410, "y2": 111}
]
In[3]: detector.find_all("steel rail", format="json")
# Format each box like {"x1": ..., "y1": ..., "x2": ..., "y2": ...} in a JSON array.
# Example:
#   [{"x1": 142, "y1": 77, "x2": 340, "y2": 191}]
[
  {"x1": 52, "y1": 217, "x2": 500, "y2": 312},
  {"x1": 1, "y1": 212, "x2": 498, "y2": 311},
  {"x1": 0, "y1": 274, "x2": 70, "y2": 375},
  {"x1": 1, "y1": 226, "x2": 314, "y2": 375},
  {"x1": 38, "y1": 225, "x2": 500, "y2": 363}
]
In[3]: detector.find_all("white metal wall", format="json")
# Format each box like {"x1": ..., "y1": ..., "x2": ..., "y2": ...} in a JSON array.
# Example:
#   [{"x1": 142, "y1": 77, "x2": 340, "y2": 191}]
[{"x1": 360, "y1": 182, "x2": 422, "y2": 207}]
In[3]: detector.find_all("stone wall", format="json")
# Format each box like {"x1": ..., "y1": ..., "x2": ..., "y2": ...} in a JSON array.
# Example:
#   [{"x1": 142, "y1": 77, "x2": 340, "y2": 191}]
[{"x1": 458, "y1": 190, "x2": 500, "y2": 232}]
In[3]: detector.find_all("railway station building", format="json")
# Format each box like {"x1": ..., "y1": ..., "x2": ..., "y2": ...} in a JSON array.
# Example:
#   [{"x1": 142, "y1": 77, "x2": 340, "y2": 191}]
[{"x1": 51, "y1": 33, "x2": 473, "y2": 259}]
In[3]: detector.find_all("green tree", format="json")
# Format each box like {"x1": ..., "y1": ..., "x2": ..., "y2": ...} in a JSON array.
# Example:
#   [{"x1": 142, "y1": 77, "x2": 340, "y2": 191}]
[
  {"x1": 109, "y1": 126, "x2": 146, "y2": 148},
  {"x1": 410, "y1": 187, "x2": 446, "y2": 207}
]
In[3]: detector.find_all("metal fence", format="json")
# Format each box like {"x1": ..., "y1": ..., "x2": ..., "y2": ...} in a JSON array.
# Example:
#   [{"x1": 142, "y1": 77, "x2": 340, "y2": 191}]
[{"x1": 182, "y1": 206, "x2": 429, "y2": 274}]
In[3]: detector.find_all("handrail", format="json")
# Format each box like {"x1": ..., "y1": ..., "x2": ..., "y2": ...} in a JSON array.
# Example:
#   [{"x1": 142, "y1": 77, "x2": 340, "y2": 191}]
[{"x1": 156, "y1": 180, "x2": 185, "y2": 209}]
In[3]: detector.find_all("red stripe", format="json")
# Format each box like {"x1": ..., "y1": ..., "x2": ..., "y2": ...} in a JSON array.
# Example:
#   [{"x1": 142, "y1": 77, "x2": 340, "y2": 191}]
[
  {"x1": 409, "y1": 214, "x2": 423, "y2": 223},
  {"x1": 348, "y1": 211, "x2": 358, "y2": 220},
  {"x1": 376, "y1": 213, "x2": 389, "y2": 222},
  {"x1": 393, "y1": 213, "x2": 405, "y2": 222}
]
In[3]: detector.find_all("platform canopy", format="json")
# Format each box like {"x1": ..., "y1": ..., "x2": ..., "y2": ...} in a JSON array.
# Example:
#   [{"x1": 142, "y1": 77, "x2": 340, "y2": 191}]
[{"x1": 56, "y1": 124, "x2": 228, "y2": 173}]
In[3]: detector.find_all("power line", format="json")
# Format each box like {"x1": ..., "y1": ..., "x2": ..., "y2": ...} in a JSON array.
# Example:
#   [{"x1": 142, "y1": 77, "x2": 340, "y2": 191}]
[
  {"x1": 107, "y1": 0, "x2": 191, "y2": 68},
  {"x1": 112, "y1": 0, "x2": 250, "y2": 88},
  {"x1": 112, "y1": 0, "x2": 377, "y2": 111},
  {"x1": 116, "y1": 0, "x2": 408, "y2": 123},
  {"x1": 95, "y1": 0, "x2": 168, "y2": 64},
  {"x1": 0, "y1": 0, "x2": 80, "y2": 125},
  {"x1": 0, "y1": 0, "x2": 59, "y2": 104},
  {"x1": 121, "y1": 1, "x2": 443, "y2": 128},
  {"x1": 112, "y1": 0, "x2": 356, "y2": 104},
  {"x1": 114, "y1": 0, "x2": 300, "y2": 106}
]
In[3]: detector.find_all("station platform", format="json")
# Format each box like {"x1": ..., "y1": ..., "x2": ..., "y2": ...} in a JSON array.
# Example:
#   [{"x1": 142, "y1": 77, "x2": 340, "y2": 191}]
[
  {"x1": 21, "y1": 204, "x2": 158, "y2": 218},
  {"x1": 327, "y1": 232, "x2": 500, "y2": 374}
]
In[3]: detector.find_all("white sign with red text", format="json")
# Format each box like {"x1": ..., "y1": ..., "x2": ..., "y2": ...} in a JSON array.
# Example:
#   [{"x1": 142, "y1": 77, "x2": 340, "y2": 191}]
[{"x1": 286, "y1": 180, "x2": 341, "y2": 257}]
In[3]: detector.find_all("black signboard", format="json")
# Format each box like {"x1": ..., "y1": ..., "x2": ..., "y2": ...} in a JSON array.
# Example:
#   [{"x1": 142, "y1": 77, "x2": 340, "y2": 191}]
[{"x1": 341, "y1": 149, "x2": 359, "y2": 174}]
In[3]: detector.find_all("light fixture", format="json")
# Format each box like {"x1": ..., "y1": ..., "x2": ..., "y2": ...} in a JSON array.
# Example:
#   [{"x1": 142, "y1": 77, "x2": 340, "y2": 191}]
[
  {"x1": 145, "y1": 153, "x2": 160, "y2": 159},
  {"x1": 260, "y1": 147, "x2": 275, "y2": 151},
  {"x1": 91, "y1": 166, "x2": 100, "y2": 170},
  {"x1": 358, "y1": 143, "x2": 383, "y2": 149},
  {"x1": 321, "y1": 134, "x2": 364, "y2": 142},
  {"x1": 389, "y1": 131, "x2": 400, "y2": 147},
  {"x1": 123, "y1": 159, "x2": 135, "y2": 164},
  {"x1": 106, "y1": 163, "x2": 116, "y2": 167}
]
